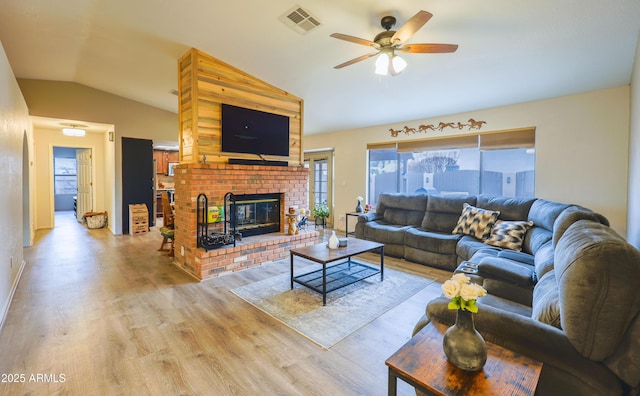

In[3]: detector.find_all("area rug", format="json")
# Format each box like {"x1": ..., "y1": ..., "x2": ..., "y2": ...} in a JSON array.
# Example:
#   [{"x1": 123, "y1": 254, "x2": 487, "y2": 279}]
[{"x1": 231, "y1": 263, "x2": 434, "y2": 349}]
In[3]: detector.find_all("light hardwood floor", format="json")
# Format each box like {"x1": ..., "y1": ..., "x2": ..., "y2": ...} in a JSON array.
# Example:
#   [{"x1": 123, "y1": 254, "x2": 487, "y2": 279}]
[{"x1": 0, "y1": 212, "x2": 450, "y2": 396}]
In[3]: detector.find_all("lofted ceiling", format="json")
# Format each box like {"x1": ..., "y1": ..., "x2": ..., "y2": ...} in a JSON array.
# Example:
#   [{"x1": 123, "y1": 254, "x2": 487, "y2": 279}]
[{"x1": 1, "y1": 0, "x2": 639, "y2": 136}]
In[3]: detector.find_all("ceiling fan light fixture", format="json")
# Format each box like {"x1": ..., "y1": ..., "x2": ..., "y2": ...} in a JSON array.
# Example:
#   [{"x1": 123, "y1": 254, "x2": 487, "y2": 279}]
[
  {"x1": 331, "y1": 10, "x2": 458, "y2": 75},
  {"x1": 374, "y1": 52, "x2": 390, "y2": 75},
  {"x1": 391, "y1": 54, "x2": 407, "y2": 74}
]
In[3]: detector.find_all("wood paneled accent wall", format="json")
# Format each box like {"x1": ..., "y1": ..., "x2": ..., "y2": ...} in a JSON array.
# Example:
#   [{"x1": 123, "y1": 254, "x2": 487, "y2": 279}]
[{"x1": 178, "y1": 48, "x2": 304, "y2": 166}]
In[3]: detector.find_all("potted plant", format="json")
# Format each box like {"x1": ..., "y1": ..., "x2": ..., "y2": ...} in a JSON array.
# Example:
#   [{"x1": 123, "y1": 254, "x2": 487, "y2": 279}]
[{"x1": 312, "y1": 203, "x2": 330, "y2": 228}]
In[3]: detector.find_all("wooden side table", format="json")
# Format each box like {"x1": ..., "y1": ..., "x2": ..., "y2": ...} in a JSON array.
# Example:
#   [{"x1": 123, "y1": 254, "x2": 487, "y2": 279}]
[{"x1": 385, "y1": 322, "x2": 542, "y2": 396}]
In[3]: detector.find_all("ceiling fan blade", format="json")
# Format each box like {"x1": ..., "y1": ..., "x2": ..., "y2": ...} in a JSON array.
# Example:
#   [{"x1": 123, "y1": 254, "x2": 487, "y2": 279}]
[
  {"x1": 399, "y1": 43, "x2": 458, "y2": 53},
  {"x1": 330, "y1": 33, "x2": 380, "y2": 49},
  {"x1": 391, "y1": 11, "x2": 433, "y2": 45},
  {"x1": 334, "y1": 53, "x2": 378, "y2": 69}
]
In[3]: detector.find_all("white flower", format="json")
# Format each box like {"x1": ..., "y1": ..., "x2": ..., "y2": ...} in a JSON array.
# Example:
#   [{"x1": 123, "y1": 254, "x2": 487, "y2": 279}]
[
  {"x1": 451, "y1": 273, "x2": 470, "y2": 287},
  {"x1": 443, "y1": 273, "x2": 487, "y2": 313},
  {"x1": 441, "y1": 279, "x2": 461, "y2": 299},
  {"x1": 460, "y1": 282, "x2": 487, "y2": 301},
  {"x1": 356, "y1": 196, "x2": 364, "y2": 202}
]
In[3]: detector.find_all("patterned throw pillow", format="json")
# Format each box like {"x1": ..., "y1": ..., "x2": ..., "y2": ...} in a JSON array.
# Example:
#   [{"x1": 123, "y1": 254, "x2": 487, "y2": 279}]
[
  {"x1": 452, "y1": 203, "x2": 500, "y2": 241},
  {"x1": 485, "y1": 220, "x2": 534, "y2": 251}
]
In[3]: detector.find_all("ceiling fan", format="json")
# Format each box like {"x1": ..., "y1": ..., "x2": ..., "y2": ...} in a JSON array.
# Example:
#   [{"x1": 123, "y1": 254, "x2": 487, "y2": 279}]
[{"x1": 330, "y1": 10, "x2": 458, "y2": 76}]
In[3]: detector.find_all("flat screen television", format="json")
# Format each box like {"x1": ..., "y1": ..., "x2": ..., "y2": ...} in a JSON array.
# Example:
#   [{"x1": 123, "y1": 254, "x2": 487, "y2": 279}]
[{"x1": 221, "y1": 104, "x2": 290, "y2": 157}]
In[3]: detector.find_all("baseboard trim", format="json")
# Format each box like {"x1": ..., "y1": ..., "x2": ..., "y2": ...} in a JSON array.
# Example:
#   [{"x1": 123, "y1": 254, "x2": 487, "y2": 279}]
[{"x1": 0, "y1": 259, "x2": 26, "y2": 334}]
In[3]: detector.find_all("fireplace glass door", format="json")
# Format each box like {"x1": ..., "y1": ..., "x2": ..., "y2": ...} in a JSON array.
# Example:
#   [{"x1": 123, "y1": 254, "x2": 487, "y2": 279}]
[{"x1": 232, "y1": 194, "x2": 281, "y2": 237}]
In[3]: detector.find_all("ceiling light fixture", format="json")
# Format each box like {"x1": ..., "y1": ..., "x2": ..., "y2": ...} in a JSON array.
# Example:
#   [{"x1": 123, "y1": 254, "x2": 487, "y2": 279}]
[
  {"x1": 374, "y1": 48, "x2": 407, "y2": 76},
  {"x1": 62, "y1": 125, "x2": 86, "y2": 137}
]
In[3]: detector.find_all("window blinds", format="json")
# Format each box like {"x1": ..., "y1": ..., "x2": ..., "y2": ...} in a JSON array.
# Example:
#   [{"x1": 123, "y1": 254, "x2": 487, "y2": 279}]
[
  {"x1": 372, "y1": 127, "x2": 536, "y2": 152},
  {"x1": 479, "y1": 127, "x2": 535, "y2": 150}
]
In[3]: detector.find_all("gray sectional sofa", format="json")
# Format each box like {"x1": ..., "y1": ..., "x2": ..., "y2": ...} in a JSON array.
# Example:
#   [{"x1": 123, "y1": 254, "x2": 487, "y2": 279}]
[{"x1": 355, "y1": 192, "x2": 640, "y2": 395}]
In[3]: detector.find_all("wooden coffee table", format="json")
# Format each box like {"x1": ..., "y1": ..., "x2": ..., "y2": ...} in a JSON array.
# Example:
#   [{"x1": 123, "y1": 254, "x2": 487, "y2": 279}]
[
  {"x1": 290, "y1": 238, "x2": 384, "y2": 305},
  {"x1": 386, "y1": 322, "x2": 542, "y2": 396}
]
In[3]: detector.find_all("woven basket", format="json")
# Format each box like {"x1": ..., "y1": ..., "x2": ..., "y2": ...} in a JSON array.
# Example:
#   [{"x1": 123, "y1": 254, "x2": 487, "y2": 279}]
[{"x1": 85, "y1": 212, "x2": 108, "y2": 229}]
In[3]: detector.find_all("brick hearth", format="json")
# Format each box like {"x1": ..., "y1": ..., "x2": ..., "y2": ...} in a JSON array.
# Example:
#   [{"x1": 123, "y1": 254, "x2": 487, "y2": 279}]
[{"x1": 172, "y1": 163, "x2": 319, "y2": 280}]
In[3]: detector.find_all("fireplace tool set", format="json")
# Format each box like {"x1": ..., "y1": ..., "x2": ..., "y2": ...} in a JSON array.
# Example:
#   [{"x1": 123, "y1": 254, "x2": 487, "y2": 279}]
[{"x1": 197, "y1": 192, "x2": 239, "y2": 251}]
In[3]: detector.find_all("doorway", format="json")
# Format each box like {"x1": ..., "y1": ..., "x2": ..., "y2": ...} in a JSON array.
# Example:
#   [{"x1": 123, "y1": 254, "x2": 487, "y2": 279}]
[
  {"x1": 304, "y1": 150, "x2": 333, "y2": 227},
  {"x1": 53, "y1": 147, "x2": 93, "y2": 220}
]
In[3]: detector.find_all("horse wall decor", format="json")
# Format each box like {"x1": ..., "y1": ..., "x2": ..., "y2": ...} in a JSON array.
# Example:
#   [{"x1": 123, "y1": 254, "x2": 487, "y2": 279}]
[{"x1": 389, "y1": 118, "x2": 487, "y2": 137}]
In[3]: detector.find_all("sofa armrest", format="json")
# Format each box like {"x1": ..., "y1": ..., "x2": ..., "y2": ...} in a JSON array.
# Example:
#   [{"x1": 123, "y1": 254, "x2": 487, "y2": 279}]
[
  {"x1": 357, "y1": 212, "x2": 378, "y2": 223},
  {"x1": 426, "y1": 296, "x2": 623, "y2": 394},
  {"x1": 477, "y1": 256, "x2": 536, "y2": 286}
]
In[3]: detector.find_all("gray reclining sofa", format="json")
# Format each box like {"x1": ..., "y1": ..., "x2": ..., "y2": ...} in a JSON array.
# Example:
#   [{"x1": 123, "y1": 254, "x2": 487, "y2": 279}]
[{"x1": 355, "y1": 192, "x2": 640, "y2": 395}]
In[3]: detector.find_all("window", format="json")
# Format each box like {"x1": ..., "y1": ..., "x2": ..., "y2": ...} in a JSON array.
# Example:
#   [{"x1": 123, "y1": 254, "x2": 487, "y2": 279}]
[
  {"x1": 54, "y1": 157, "x2": 77, "y2": 195},
  {"x1": 368, "y1": 147, "x2": 399, "y2": 203},
  {"x1": 481, "y1": 148, "x2": 535, "y2": 198},
  {"x1": 367, "y1": 128, "x2": 535, "y2": 205}
]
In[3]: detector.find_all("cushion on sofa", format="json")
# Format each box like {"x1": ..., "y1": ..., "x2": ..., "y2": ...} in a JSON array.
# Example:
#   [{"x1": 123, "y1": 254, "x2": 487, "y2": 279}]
[
  {"x1": 405, "y1": 227, "x2": 461, "y2": 254},
  {"x1": 552, "y1": 205, "x2": 609, "y2": 248},
  {"x1": 376, "y1": 193, "x2": 428, "y2": 227},
  {"x1": 485, "y1": 220, "x2": 534, "y2": 251},
  {"x1": 421, "y1": 195, "x2": 477, "y2": 233},
  {"x1": 457, "y1": 239, "x2": 500, "y2": 262},
  {"x1": 555, "y1": 220, "x2": 640, "y2": 361},
  {"x1": 527, "y1": 199, "x2": 571, "y2": 232},
  {"x1": 482, "y1": 278, "x2": 534, "y2": 306},
  {"x1": 522, "y1": 226, "x2": 552, "y2": 255},
  {"x1": 496, "y1": 250, "x2": 534, "y2": 265},
  {"x1": 476, "y1": 196, "x2": 535, "y2": 221},
  {"x1": 377, "y1": 192, "x2": 428, "y2": 212},
  {"x1": 477, "y1": 256, "x2": 535, "y2": 286},
  {"x1": 382, "y1": 208, "x2": 424, "y2": 227},
  {"x1": 362, "y1": 222, "x2": 409, "y2": 245},
  {"x1": 531, "y1": 271, "x2": 561, "y2": 329},
  {"x1": 453, "y1": 203, "x2": 500, "y2": 240},
  {"x1": 405, "y1": 247, "x2": 459, "y2": 271},
  {"x1": 533, "y1": 241, "x2": 555, "y2": 279}
]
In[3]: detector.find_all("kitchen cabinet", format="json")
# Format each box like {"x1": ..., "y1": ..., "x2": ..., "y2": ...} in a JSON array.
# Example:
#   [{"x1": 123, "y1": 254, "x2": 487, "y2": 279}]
[
  {"x1": 154, "y1": 150, "x2": 178, "y2": 175},
  {"x1": 154, "y1": 150, "x2": 167, "y2": 174}
]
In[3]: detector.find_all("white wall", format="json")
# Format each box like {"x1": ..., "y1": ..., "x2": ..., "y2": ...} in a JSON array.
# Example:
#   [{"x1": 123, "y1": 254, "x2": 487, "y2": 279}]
[
  {"x1": 305, "y1": 86, "x2": 631, "y2": 237},
  {"x1": 0, "y1": 42, "x2": 32, "y2": 328},
  {"x1": 33, "y1": 127, "x2": 107, "y2": 229},
  {"x1": 628, "y1": 32, "x2": 640, "y2": 249}
]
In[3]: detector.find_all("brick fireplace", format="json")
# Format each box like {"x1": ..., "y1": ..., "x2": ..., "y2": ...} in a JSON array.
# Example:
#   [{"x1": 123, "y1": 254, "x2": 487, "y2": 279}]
[{"x1": 172, "y1": 162, "x2": 319, "y2": 281}]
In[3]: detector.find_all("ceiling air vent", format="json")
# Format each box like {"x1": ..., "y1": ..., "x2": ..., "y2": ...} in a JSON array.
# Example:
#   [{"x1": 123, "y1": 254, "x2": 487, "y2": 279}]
[{"x1": 280, "y1": 5, "x2": 321, "y2": 34}]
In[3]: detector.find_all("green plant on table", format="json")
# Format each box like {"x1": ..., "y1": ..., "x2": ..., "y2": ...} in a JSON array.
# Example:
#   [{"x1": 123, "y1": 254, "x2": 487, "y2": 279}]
[{"x1": 312, "y1": 204, "x2": 330, "y2": 219}]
